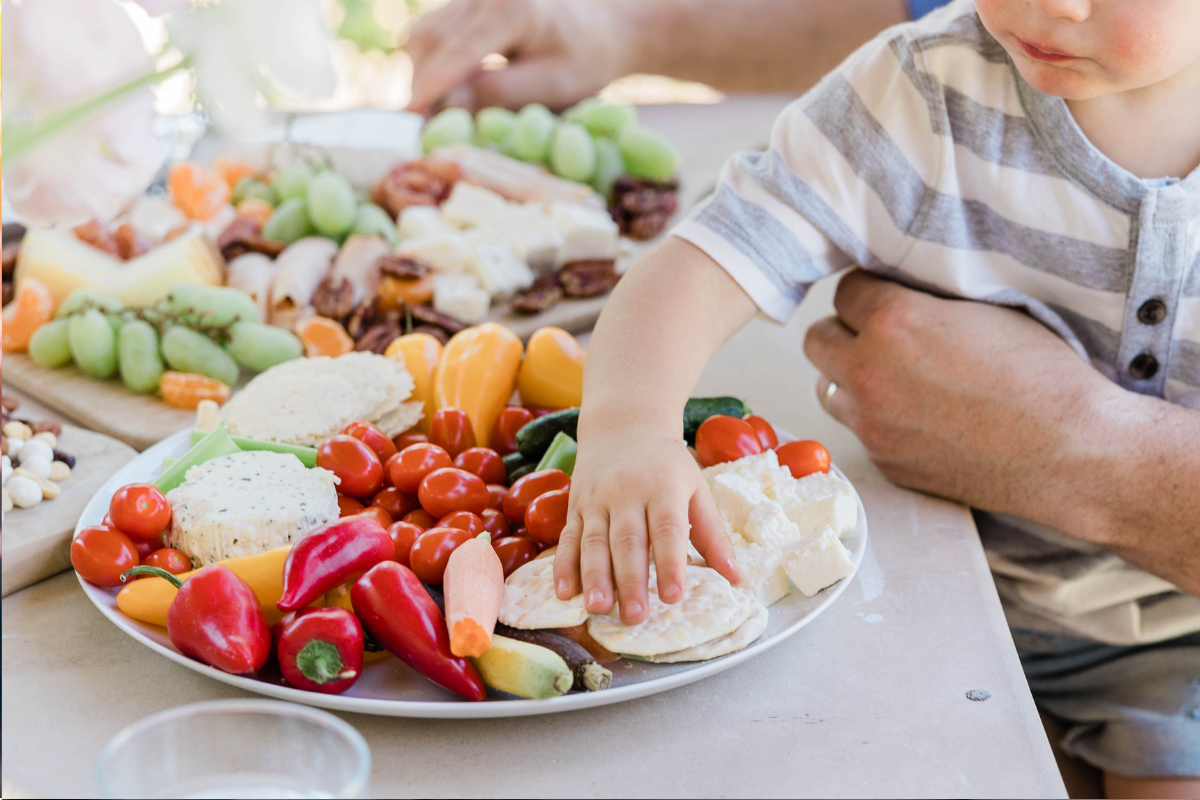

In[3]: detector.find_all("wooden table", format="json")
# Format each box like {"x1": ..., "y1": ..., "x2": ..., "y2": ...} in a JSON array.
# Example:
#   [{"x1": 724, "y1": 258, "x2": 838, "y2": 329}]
[{"x1": 0, "y1": 98, "x2": 1066, "y2": 798}]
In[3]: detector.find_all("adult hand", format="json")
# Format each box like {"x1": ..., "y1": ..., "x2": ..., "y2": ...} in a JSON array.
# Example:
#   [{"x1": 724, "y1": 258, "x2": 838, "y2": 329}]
[{"x1": 406, "y1": 0, "x2": 635, "y2": 113}]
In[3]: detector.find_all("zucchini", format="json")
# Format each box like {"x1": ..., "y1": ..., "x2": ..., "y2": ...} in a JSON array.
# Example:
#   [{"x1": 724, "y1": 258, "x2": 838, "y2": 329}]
[
  {"x1": 535, "y1": 432, "x2": 577, "y2": 476},
  {"x1": 515, "y1": 408, "x2": 579, "y2": 461},
  {"x1": 503, "y1": 452, "x2": 533, "y2": 483},
  {"x1": 495, "y1": 623, "x2": 611, "y2": 691},
  {"x1": 470, "y1": 634, "x2": 573, "y2": 699},
  {"x1": 189, "y1": 429, "x2": 318, "y2": 468},
  {"x1": 509, "y1": 462, "x2": 537, "y2": 483},
  {"x1": 682, "y1": 397, "x2": 751, "y2": 445}
]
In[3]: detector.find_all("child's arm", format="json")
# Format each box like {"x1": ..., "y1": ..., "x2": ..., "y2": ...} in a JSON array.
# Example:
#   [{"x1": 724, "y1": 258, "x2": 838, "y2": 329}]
[{"x1": 552, "y1": 237, "x2": 756, "y2": 624}]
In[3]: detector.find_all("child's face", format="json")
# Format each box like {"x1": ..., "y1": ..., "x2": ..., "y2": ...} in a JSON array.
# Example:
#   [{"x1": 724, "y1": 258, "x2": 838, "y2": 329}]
[{"x1": 975, "y1": 0, "x2": 1200, "y2": 99}]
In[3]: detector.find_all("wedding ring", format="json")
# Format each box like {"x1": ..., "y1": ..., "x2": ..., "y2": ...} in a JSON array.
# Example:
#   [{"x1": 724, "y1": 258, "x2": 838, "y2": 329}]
[{"x1": 822, "y1": 381, "x2": 839, "y2": 415}]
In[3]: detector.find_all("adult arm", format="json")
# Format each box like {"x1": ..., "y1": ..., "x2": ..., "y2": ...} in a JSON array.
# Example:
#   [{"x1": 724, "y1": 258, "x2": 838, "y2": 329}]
[
  {"x1": 407, "y1": 0, "x2": 909, "y2": 111},
  {"x1": 804, "y1": 271, "x2": 1200, "y2": 595}
]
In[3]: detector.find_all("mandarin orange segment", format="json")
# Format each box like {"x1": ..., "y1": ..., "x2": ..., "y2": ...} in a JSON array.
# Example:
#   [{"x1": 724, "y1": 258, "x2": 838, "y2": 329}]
[
  {"x1": 295, "y1": 316, "x2": 354, "y2": 358},
  {"x1": 213, "y1": 157, "x2": 258, "y2": 191},
  {"x1": 3, "y1": 278, "x2": 57, "y2": 352},
  {"x1": 169, "y1": 161, "x2": 231, "y2": 221},
  {"x1": 236, "y1": 197, "x2": 275, "y2": 228},
  {"x1": 159, "y1": 370, "x2": 233, "y2": 409}
]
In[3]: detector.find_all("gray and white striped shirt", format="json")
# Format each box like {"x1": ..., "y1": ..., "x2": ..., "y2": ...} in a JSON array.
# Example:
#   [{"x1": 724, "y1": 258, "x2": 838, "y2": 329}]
[{"x1": 674, "y1": 0, "x2": 1200, "y2": 645}]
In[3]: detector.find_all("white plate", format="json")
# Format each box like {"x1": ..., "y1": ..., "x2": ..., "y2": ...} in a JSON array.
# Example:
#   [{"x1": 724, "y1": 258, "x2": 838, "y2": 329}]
[{"x1": 75, "y1": 429, "x2": 868, "y2": 718}]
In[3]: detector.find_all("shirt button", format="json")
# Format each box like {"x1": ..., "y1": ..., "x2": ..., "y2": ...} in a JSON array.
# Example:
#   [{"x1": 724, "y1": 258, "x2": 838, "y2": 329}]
[
  {"x1": 1137, "y1": 299, "x2": 1167, "y2": 325},
  {"x1": 1129, "y1": 352, "x2": 1159, "y2": 380}
]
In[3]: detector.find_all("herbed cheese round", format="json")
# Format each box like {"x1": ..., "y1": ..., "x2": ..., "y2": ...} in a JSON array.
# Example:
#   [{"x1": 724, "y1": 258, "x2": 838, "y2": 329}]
[{"x1": 164, "y1": 451, "x2": 339, "y2": 567}]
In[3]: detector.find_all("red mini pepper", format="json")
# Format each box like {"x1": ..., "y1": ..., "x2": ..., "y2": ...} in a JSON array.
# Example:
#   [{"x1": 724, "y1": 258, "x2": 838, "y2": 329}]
[
  {"x1": 351, "y1": 561, "x2": 486, "y2": 701},
  {"x1": 277, "y1": 516, "x2": 394, "y2": 613},
  {"x1": 275, "y1": 607, "x2": 365, "y2": 694},
  {"x1": 124, "y1": 564, "x2": 270, "y2": 675}
]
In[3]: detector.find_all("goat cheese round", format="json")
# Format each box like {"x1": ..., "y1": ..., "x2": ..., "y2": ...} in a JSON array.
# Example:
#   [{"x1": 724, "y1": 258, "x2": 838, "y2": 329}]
[{"x1": 164, "y1": 451, "x2": 339, "y2": 567}]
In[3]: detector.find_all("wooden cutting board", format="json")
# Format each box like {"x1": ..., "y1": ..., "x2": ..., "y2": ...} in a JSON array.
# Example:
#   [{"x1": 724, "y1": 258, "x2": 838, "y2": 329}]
[{"x1": 2, "y1": 424, "x2": 137, "y2": 596}]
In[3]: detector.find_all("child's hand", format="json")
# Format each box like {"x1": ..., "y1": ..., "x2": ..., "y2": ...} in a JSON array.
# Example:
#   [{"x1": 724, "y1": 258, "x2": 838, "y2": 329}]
[{"x1": 552, "y1": 419, "x2": 742, "y2": 625}]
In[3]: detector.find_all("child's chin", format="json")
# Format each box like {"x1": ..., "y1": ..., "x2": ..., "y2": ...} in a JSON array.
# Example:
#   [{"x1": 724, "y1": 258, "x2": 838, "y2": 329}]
[{"x1": 1015, "y1": 60, "x2": 1106, "y2": 100}]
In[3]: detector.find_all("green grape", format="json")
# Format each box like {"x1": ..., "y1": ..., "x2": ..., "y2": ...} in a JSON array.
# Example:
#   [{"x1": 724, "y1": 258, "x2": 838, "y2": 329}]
[
  {"x1": 28, "y1": 319, "x2": 73, "y2": 368},
  {"x1": 422, "y1": 108, "x2": 475, "y2": 153},
  {"x1": 617, "y1": 124, "x2": 680, "y2": 182},
  {"x1": 272, "y1": 163, "x2": 315, "y2": 202},
  {"x1": 476, "y1": 107, "x2": 516, "y2": 146},
  {"x1": 190, "y1": 286, "x2": 262, "y2": 327},
  {"x1": 225, "y1": 321, "x2": 303, "y2": 373},
  {"x1": 106, "y1": 311, "x2": 129, "y2": 334},
  {"x1": 231, "y1": 176, "x2": 276, "y2": 206},
  {"x1": 162, "y1": 283, "x2": 208, "y2": 323},
  {"x1": 307, "y1": 171, "x2": 358, "y2": 238},
  {"x1": 55, "y1": 289, "x2": 123, "y2": 319},
  {"x1": 577, "y1": 102, "x2": 637, "y2": 139},
  {"x1": 68, "y1": 310, "x2": 118, "y2": 379},
  {"x1": 501, "y1": 104, "x2": 556, "y2": 163},
  {"x1": 117, "y1": 319, "x2": 164, "y2": 394},
  {"x1": 550, "y1": 122, "x2": 598, "y2": 183},
  {"x1": 262, "y1": 197, "x2": 316, "y2": 244},
  {"x1": 563, "y1": 97, "x2": 602, "y2": 123},
  {"x1": 161, "y1": 326, "x2": 240, "y2": 386},
  {"x1": 353, "y1": 203, "x2": 397, "y2": 246},
  {"x1": 592, "y1": 137, "x2": 626, "y2": 198}
]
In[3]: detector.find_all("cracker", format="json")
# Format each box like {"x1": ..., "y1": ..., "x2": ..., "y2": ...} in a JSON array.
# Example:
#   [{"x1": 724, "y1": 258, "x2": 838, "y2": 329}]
[
  {"x1": 499, "y1": 556, "x2": 588, "y2": 629},
  {"x1": 651, "y1": 598, "x2": 768, "y2": 663}
]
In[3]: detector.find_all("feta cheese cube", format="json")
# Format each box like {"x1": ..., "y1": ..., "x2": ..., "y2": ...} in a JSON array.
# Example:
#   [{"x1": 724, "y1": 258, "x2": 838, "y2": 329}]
[
  {"x1": 551, "y1": 201, "x2": 618, "y2": 263},
  {"x1": 440, "y1": 183, "x2": 510, "y2": 228},
  {"x1": 709, "y1": 472, "x2": 769, "y2": 533},
  {"x1": 743, "y1": 500, "x2": 804, "y2": 550},
  {"x1": 433, "y1": 273, "x2": 490, "y2": 324},
  {"x1": 703, "y1": 450, "x2": 780, "y2": 490},
  {"x1": 780, "y1": 526, "x2": 856, "y2": 597},
  {"x1": 464, "y1": 242, "x2": 535, "y2": 299},
  {"x1": 397, "y1": 232, "x2": 469, "y2": 272},
  {"x1": 397, "y1": 205, "x2": 451, "y2": 241},
  {"x1": 505, "y1": 204, "x2": 563, "y2": 271},
  {"x1": 733, "y1": 541, "x2": 791, "y2": 607},
  {"x1": 780, "y1": 471, "x2": 859, "y2": 538}
]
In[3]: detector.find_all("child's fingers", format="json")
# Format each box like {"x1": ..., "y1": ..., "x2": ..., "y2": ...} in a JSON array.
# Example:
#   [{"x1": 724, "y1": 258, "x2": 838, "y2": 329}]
[
  {"x1": 579, "y1": 514, "x2": 616, "y2": 614},
  {"x1": 608, "y1": 508, "x2": 651, "y2": 625},
  {"x1": 553, "y1": 511, "x2": 584, "y2": 599},
  {"x1": 689, "y1": 485, "x2": 743, "y2": 586},
  {"x1": 646, "y1": 489, "x2": 692, "y2": 604}
]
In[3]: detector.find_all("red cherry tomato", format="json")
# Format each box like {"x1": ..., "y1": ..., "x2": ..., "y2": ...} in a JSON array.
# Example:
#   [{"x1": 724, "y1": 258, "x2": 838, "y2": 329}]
[
  {"x1": 355, "y1": 506, "x2": 394, "y2": 529},
  {"x1": 108, "y1": 483, "x2": 172, "y2": 540},
  {"x1": 342, "y1": 419, "x2": 398, "y2": 463},
  {"x1": 402, "y1": 509, "x2": 438, "y2": 530},
  {"x1": 486, "y1": 484, "x2": 507, "y2": 510},
  {"x1": 141, "y1": 548, "x2": 191, "y2": 576},
  {"x1": 429, "y1": 408, "x2": 476, "y2": 458},
  {"x1": 337, "y1": 495, "x2": 365, "y2": 517},
  {"x1": 481, "y1": 508, "x2": 510, "y2": 539},
  {"x1": 490, "y1": 407, "x2": 535, "y2": 456},
  {"x1": 525, "y1": 488, "x2": 569, "y2": 546},
  {"x1": 70, "y1": 526, "x2": 139, "y2": 587},
  {"x1": 776, "y1": 440, "x2": 832, "y2": 479},
  {"x1": 744, "y1": 414, "x2": 779, "y2": 450},
  {"x1": 102, "y1": 513, "x2": 115, "y2": 528},
  {"x1": 529, "y1": 407, "x2": 557, "y2": 418},
  {"x1": 511, "y1": 526, "x2": 530, "y2": 539},
  {"x1": 387, "y1": 521, "x2": 424, "y2": 567},
  {"x1": 317, "y1": 435, "x2": 384, "y2": 498},
  {"x1": 371, "y1": 486, "x2": 419, "y2": 520},
  {"x1": 389, "y1": 443, "x2": 452, "y2": 494},
  {"x1": 418, "y1": 467, "x2": 489, "y2": 518},
  {"x1": 382, "y1": 452, "x2": 401, "y2": 487},
  {"x1": 409, "y1": 526, "x2": 473, "y2": 584},
  {"x1": 492, "y1": 536, "x2": 538, "y2": 577},
  {"x1": 502, "y1": 469, "x2": 571, "y2": 525},
  {"x1": 437, "y1": 511, "x2": 485, "y2": 535},
  {"x1": 695, "y1": 415, "x2": 764, "y2": 467},
  {"x1": 453, "y1": 447, "x2": 506, "y2": 485},
  {"x1": 392, "y1": 431, "x2": 429, "y2": 451},
  {"x1": 133, "y1": 533, "x2": 163, "y2": 561}
]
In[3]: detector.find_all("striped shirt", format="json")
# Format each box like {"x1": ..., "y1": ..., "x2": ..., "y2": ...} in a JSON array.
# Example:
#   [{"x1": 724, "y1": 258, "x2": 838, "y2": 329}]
[{"x1": 673, "y1": 0, "x2": 1200, "y2": 645}]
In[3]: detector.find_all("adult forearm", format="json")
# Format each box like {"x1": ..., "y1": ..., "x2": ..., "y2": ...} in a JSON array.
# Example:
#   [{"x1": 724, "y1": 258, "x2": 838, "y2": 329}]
[{"x1": 617, "y1": 0, "x2": 909, "y2": 94}]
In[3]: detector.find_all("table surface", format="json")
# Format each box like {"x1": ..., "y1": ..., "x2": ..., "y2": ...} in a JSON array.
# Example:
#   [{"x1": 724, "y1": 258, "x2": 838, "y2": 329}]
[{"x1": 0, "y1": 97, "x2": 1066, "y2": 799}]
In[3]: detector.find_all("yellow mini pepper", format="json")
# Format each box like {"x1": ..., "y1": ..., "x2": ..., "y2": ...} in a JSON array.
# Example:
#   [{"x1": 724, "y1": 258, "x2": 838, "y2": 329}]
[
  {"x1": 433, "y1": 322, "x2": 523, "y2": 448},
  {"x1": 517, "y1": 327, "x2": 585, "y2": 410},
  {"x1": 385, "y1": 332, "x2": 443, "y2": 432}
]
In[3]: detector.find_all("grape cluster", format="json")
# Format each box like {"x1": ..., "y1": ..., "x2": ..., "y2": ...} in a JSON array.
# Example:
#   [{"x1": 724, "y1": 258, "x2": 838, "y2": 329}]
[
  {"x1": 421, "y1": 100, "x2": 681, "y2": 196},
  {"x1": 27, "y1": 285, "x2": 303, "y2": 393}
]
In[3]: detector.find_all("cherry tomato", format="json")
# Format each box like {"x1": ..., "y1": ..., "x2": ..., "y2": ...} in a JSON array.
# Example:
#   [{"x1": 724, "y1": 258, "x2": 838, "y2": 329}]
[
  {"x1": 337, "y1": 495, "x2": 365, "y2": 517},
  {"x1": 418, "y1": 467, "x2": 489, "y2": 518},
  {"x1": 744, "y1": 414, "x2": 779, "y2": 450},
  {"x1": 490, "y1": 407, "x2": 534, "y2": 456},
  {"x1": 429, "y1": 408, "x2": 476, "y2": 458},
  {"x1": 389, "y1": 443, "x2": 452, "y2": 494},
  {"x1": 409, "y1": 526, "x2": 473, "y2": 584},
  {"x1": 525, "y1": 488, "x2": 569, "y2": 546},
  {"x1": 108, "y1": 483, "x2": 172, "y2": 540},
  {"x1": 492, "y1": 536, "x2": 539, "y2": 577},
  {"x1": 486, "y1": 484, "x2": 507, "y2": 510},
  {"x1": 133, "y1": 534, "x2": 164, "y2": 560},
  {"x1": 102, "y1": 513, "x2": 115, "y2": 528},
  {"x1": 776, "y1": 440, "x2": 832, "y2": 479},
  {"x1": 403, "y1": 509, "x2": 438, "y2": 530},
  {"x1": 372, "y1": 486, "x2": 419, "y2": 520},
  {"x1": 141, "y1": 548, "x2": 191, "y2": 576},
  {"x1": 481, "y1": 508, "x2": 510, "y2": 539},
  {"x1": 355, "y1": 506, "x2": 394, "y2": 529},
  {"x1": 511, "y1": 526, "x2": 530, "y2": 539},
  {"x1": 695, "y1": 415, "x2": 763, "y2": 467},
  {"x1": 437, "y1": 510, "x2": 485, "y2": 535},
  {"x1": 317, "y1": 435, "x2": 384, "y2": 498},
  {"x1": 70, "y1": 526, "x2": 139, "y2": 587},
  {"x1": 453, "y1": 447, "x2": 506, "y2": 485},
  {"x1": 529, "y1": 407, "x2": 557, "y2": 418},
  {"x1": 392, "y1": 431, "x2": 429, "y2": 451},
  {"x1": 342, "y1": 419, "x2": 398, "y2": 463},
  {"x1": 387, "y1": 521, "x2": 425, "y2": 567},
  {"x1": 382, "y1": 452, "x2": 401, "y2": 487},
  {"x1": 502, "y1": 469, "x2": 571, "y2": 525}
]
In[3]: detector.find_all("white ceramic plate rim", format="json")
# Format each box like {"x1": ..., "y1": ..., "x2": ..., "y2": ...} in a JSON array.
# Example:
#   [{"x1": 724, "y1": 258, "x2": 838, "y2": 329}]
[{"x1": 75, "y1": 428, "x2": 867, "y2": 719}]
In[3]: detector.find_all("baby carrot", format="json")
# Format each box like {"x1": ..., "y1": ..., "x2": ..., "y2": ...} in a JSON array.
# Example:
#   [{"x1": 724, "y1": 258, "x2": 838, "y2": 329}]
[{"x1": 444, "y1": 533, "x2": 504, "y2": 658}]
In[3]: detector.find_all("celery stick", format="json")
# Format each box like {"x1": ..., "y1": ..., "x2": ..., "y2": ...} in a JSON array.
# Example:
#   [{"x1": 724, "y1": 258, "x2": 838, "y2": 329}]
[
  {"x1": 189, "y1": 429, "x2": 318, "y2": 468},
  {"x1": 535, "y1": 432, "x2": 577, "y2": 476},
  {"x1": 154, "y1": 426, "x2": 241, "y2": 493},
  {"x1": 161, "y1": 457, "x2": 179, "y2": 471}
]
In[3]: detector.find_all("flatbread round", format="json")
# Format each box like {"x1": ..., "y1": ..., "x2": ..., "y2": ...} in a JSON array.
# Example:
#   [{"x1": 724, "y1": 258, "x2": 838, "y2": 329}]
[
  {"x1": 499, "y1": 556, "x2": 587, "y2": 629},
  {"x1": 650, "y1": 597, "x2": 767, "y2": 663},
  {"x1": 587, "y1": 566, "x2": 753, "y2": 658}
]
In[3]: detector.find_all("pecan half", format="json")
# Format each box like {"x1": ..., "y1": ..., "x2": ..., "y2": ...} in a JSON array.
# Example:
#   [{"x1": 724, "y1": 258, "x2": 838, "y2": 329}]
[
  {"x1": 115, "y1": 223, "x2": 151, "y2": 260},
  {"x1": 345, "y1": 300, "x2": 379, "y2": 341},
  {"x1": 559, "y1": 259, "x2": 620, "y2": 298},
  {"x1": 217, "y1": 215, "x2": 287, "y2": 261},
  {"x1": 511, "y1": 272, "x2": 564, "y2": 314},
  {"x1": 355, "y1": 321, "x2": 403, "y2": 355},
  {"x1": 372, "y1": 160, "x2": 461, "y2": 219},
  {"x1": 311, "y1": 276, "x2": 356, "y2": 322},
  {"x1": 377, "y1": 254, "x2": 431, "y2": 281},
  {"x1": 609, "y1": 176, "x2": 679, "y2": 240},
  {"x1": 409, "y1": 303, "x2": 468, "y2": 335},
  {"x1": 411, "y1": 324, "x2": 450, "y2": 345}
]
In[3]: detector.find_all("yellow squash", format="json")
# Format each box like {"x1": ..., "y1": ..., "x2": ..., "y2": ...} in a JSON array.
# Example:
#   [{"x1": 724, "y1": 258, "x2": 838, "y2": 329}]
[
  {"x1": 517, "y1": 327, "x2": 585, "y2": 410},
  {"x1": 385, "y1": 332, "x2": 443, "y2": 432},
  {"x1": 433, "y1": 322, "x2": 523, "y2": 448}
]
